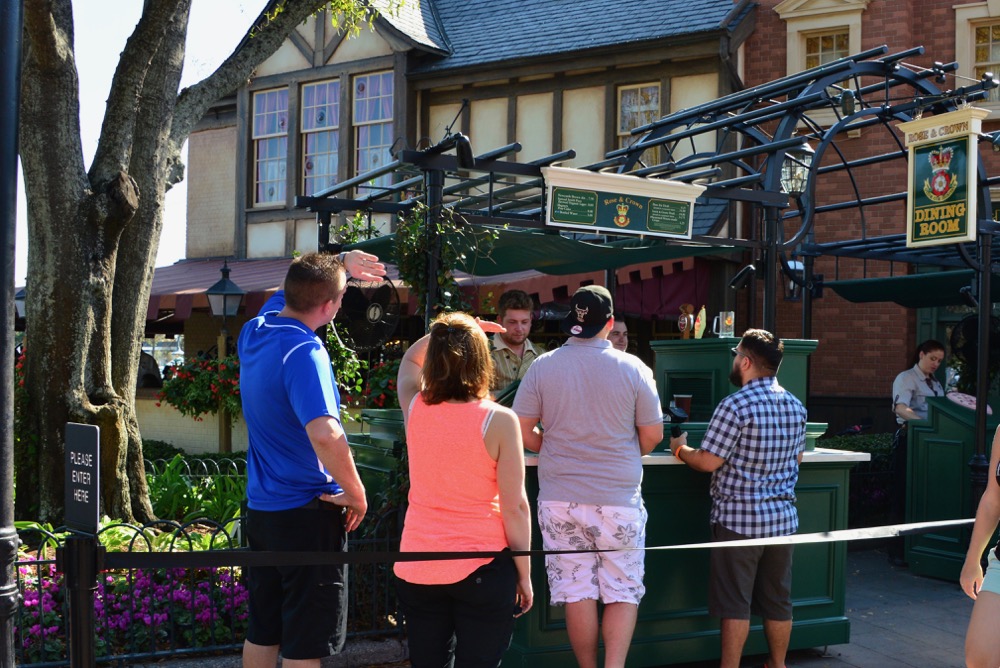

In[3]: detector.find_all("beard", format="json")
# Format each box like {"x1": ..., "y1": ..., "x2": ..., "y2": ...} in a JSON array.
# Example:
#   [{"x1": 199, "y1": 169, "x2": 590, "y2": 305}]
[
  {"x1": 729, "y1": 366, "x2": 744, "y2": 387},
  {"x1": 501, "y1": 330, "x2": 527, "y2": 346}
]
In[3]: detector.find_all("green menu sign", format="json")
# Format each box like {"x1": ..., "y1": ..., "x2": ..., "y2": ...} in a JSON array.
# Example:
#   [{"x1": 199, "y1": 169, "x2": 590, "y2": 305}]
[
  {"x1": 550, "y1": 187, "x2": 598, "y2": 225},
  {"x1": 544, "y1": 166, "x2": 702, "y2": 240}
]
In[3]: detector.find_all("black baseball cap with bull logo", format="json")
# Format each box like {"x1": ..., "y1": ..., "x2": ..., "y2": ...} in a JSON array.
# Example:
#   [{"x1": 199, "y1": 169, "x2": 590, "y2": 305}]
[{"x1": 560, "y1": 285, "x2": 614, "y2": 339}]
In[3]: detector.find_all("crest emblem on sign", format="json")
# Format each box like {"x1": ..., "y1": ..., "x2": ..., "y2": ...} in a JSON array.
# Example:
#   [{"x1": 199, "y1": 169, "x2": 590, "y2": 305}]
[
  {"x1": 923, "y1": 146, "x2": 959, "y2": 203},
  {"x1": 613, "y1": 202, "x2": 630, "y2": 228}
]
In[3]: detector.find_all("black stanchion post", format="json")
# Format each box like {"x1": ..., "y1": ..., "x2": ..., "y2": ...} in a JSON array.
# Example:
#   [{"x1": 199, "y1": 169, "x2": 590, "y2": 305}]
[
  {"x1": 969, "y1": 225, "x2": 993, "y2": 517},
  {"x1": 57, "y1": 535, "x2": 104, "y2": 668},
  {"x1": 0, "y1": 2, "x2": 23, "y2": 666}
]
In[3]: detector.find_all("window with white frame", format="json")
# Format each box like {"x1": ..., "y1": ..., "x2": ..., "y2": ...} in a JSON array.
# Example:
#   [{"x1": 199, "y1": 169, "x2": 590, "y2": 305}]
[
  {"x1": 955, "y1": 3, "x2": 1000, "y2": 115},
  {"x1": 975, "y1": 23, "x2": 1000, "y2": 103},
  {"x1": 776, "y1": 0, "x2": 867, "y2": 75},
  {"x1": 252, "y1": 88, "x2": 289, "y2": 206},
  {"x1": 617, "y1": 83, "x2": 660, "y2": 165},
  {"x1": 302, "y1": 80, "x2": 340, "y2": 196},
  {"x1": 353, "y1": 71, "x2": 394, "y2": 191}
]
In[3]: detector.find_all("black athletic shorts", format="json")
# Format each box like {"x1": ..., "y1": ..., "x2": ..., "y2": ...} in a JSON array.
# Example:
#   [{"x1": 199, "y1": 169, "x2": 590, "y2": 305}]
[{"x1": 244, "y1": 499, "x2": 348, "y2": 660}]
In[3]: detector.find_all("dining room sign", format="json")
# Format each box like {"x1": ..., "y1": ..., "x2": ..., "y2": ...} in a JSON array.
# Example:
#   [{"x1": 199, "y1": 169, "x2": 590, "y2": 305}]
[
  {"x1": 899, "y1": 107, "x2": 990, "y2": 248},
  {"x1": 542, "y1": 166, "x2": 705, "y2": 240}
]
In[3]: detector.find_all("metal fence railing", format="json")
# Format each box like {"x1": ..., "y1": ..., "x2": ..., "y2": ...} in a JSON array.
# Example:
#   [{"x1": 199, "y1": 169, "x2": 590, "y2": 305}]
[
  {"x1": 14, "y1": 506, "x2": 403, "y2": 667},
  {"x1": 143, "y1": 457, "x2": 247, "y2": 478}
]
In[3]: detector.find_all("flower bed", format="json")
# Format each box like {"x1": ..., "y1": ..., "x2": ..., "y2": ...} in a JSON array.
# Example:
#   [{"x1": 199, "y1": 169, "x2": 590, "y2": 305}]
[{"x1": 16, "y1": 529, "x2": 247, "y2": 665}]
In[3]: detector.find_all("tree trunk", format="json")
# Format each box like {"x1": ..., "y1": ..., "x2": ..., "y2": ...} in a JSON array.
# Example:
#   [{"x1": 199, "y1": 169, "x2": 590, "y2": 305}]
[{"x1": 16, "y1": 0, "x2": 366, "y2": 523}]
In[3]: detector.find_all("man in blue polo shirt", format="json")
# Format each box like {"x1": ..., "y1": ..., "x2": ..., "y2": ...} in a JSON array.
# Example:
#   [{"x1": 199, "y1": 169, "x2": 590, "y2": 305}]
[
  {"x1": 239, "y1": 250, "x2": 384, "y2": 668},
  {"x1": 670, "y1": 329, "x2": 806, "y2": 668}
]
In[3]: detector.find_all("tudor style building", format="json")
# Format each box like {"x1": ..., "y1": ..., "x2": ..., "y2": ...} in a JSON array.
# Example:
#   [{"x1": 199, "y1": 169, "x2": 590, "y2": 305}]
[
  {"x1": 183, "y1": 0, "x2": 754, "y2": 263},
  {"x1": 156, "y1": 0, "x2": 1000, "y2": 444}
]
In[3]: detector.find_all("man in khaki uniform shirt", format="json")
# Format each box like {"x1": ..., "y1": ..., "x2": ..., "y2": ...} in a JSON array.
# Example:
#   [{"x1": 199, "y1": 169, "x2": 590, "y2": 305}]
[{"x1": 490, "y1": 289, "x2": 539, "y2": 393}]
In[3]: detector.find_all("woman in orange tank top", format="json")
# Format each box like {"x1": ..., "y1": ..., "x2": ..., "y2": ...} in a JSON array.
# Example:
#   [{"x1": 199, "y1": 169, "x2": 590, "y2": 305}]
[{"x1": 394, "y1": 312, "x2": 532, "y2": 668}]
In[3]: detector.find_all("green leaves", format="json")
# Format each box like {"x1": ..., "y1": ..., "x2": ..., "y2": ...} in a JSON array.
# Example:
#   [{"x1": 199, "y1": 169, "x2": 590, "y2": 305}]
[
  {"x1": 158, "y1": 355, "x2": 241, "y2": 422},
  {"x1": 394, "y1": 202, "x2": 499, "y2": 317}
]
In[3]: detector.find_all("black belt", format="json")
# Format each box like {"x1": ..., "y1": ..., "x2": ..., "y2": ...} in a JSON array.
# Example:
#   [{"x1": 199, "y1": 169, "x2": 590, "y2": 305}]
[{"x1": 300, "y1": 497, "x2": 344, "y2": 511}]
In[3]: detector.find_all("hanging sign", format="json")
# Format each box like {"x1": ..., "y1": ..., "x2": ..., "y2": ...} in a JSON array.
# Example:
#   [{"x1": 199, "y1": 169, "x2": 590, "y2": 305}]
[
  {"x1": 542, "y1": 166, "x2": 705, "y2": 240},
  {"x1": 899, "y1": 107, "x2": 989, "y2": 248},
  {"x1": 65, "y1": 422, "x2": 100, "y2": 533}
]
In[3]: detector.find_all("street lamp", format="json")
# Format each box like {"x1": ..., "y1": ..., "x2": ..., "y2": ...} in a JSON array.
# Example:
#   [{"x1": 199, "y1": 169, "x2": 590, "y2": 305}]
[
  {"x1": 780, "y1": 143, "x2": 815, "y2": 197},
  {"x1": 205, "y1": 261, "x2": 244, "y2": 453},
  {"x1": 206, "y1": 261, "x2": 245, "y2": 335}
]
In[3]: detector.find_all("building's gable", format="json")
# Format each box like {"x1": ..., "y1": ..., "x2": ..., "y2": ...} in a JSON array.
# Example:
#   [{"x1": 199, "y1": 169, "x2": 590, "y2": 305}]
[{"x1": 773, "y1": 0, "x2": 872, "y2": 20}]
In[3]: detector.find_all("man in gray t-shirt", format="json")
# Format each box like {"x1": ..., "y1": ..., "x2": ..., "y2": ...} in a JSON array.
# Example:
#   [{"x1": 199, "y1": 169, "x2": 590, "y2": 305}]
[{"x1": 514, "y1": 285, "x2": 663, "y2": 668}]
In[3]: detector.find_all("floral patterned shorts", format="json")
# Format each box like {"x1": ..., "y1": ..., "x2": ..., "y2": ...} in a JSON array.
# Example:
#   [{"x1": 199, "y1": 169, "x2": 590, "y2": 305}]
[{"x1": 537, "y1": 501, "x2": 646, "y2": 605}]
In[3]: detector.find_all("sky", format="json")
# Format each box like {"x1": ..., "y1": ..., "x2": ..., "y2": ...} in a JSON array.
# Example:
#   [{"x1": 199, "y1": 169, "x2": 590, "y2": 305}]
[{"x1": 14, "y1": 1, "x2": 264, "y2": 286}]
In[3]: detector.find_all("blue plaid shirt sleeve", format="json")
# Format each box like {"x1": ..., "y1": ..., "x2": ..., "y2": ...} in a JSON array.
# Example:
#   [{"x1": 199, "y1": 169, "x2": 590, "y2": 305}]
[{"x1": 700, "y1": 401, "x2": 741, "y2": 461}]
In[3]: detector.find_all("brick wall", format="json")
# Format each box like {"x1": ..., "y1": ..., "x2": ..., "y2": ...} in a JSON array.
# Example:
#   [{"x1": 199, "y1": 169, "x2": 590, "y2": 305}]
[
  {"x1": 744, "y1": 0, "x2": 999, "y2": 401},
  {"x1": 186, "y1": 127, "x2": 238, "y2": 259}
]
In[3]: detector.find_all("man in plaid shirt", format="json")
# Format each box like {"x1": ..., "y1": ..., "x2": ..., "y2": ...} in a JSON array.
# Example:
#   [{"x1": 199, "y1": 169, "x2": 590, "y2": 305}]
[{"x1": 670, "y1": 329, "x2": 806, "y2": 668}]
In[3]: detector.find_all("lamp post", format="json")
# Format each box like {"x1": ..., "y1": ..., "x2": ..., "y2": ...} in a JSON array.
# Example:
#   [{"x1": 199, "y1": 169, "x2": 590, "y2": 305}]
[
  {"x1": 767, "y1": 143, "x2": 815, "y2": 333},
  {"x1": 769, "y1": 143, "x2": 816, "y2": 338},
  {"x1": 205, "y1": 261, "x2": 244, "y2": 453}
]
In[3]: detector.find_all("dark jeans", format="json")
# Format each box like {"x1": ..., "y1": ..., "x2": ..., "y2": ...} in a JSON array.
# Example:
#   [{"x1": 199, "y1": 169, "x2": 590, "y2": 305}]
[
  {"x1": 889, "y1": 427, "x2": 907, "y2": 562},
  {"x1": 395, "y1": 555, "x2": 517, "y2": 668}
]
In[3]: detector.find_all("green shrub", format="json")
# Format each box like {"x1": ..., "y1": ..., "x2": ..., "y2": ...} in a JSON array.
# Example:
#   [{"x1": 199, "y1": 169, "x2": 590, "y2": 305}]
[
  {"x1": 819, "y1": 432, "x2": 894, "y2": 470},
  {"x1": 818, "y1": 432, "x2": 896, "y2": 528},
  {"x1": 143, "y1": 440, "x2": 183, "y2": 460},
  {"x1": 147, "y1": 455, "x2": 247, "y2": 524}
]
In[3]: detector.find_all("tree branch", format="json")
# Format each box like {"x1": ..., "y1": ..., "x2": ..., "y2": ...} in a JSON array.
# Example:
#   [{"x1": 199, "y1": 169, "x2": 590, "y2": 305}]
[
  {"x1": 90, "y1": 0, "x2": 187, "y2": 183},
  {"x1": 169, "y1": 0, "x2": 331, "y2": 150}
]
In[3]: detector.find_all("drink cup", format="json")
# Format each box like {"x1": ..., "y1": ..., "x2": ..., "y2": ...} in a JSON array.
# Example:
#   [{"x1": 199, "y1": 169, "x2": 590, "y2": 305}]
[{"x1": 712, "y1": 311, "x2": 736, "y2": 338}]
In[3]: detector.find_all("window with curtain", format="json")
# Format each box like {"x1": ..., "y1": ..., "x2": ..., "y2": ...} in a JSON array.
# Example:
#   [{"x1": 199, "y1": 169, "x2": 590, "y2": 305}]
[
  {"x1": 302, "y1": 80, "x2": 340, "y2": 196},
  {"x1": 618, "y1": 83, "x2": 660, "y2": 166},
  {"x1": 975, "y1": 23, "x2": 1000, "y2": 103},
  {"x1": 252, "y1": 88, "x2": 289, "y2": 206},
  {"x1": 353, "y1": 71, "x2": 394, "y2": 191}
]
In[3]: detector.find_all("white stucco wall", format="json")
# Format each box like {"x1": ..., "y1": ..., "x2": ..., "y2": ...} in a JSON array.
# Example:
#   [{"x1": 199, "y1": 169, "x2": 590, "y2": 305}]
[
  {"x1": 428, "y1": 103, "x2": 464, "y2": 146},
  {"x1": 562, "y1": 86, "x2": 605, "y2": 167},
  {"x1": 247, "y1": 221, "x2": 288, "y2": 258},
  {"x1": 470, "y1": 97, "x2": 508, "y2": 154},
  {"x1": 515, "y1": 93, "x2": 554, "y2": 162},
  {"x1": 331, "y1": 23, "x2": 394, "y2": 63},
  {"x1": 670, "y1": 73, "x2": 719, "y2": 161}
]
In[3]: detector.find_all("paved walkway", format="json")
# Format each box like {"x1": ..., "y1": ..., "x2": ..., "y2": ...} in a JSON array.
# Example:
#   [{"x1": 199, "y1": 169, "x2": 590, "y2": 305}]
[
  {"x1": 728, "y1": 546, "x2": 971, "y2": 668},
  {"x1": 150, "y1": 547, "x2": 972, "y2": 668}
]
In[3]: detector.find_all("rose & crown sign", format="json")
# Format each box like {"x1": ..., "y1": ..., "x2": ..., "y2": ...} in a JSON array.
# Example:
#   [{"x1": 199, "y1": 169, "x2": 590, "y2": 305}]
[
  {"x1": 542, "y1": 166, "x2": 705, "y2": 239},
  {"x1": 899, "y1": 107, "x2": 990, "y2": 248}
]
